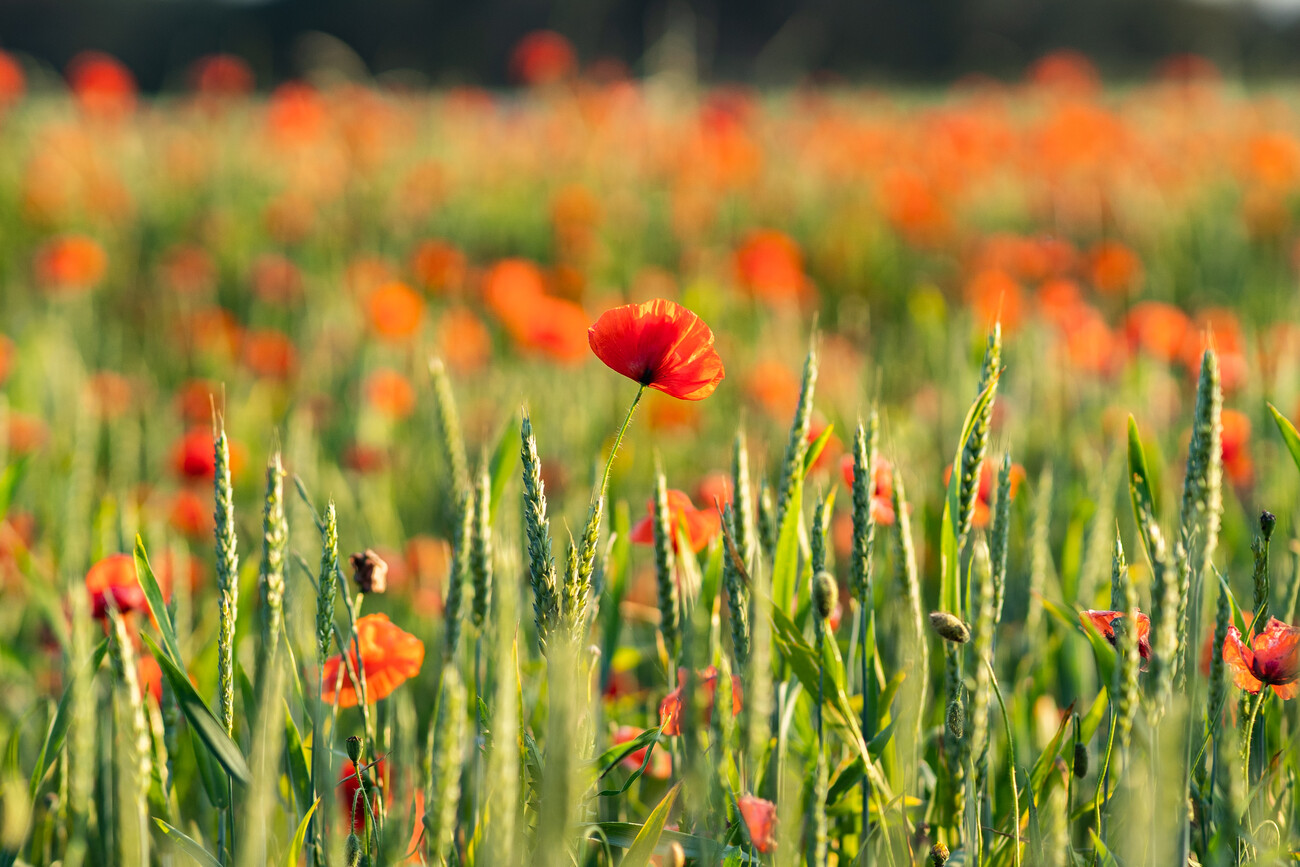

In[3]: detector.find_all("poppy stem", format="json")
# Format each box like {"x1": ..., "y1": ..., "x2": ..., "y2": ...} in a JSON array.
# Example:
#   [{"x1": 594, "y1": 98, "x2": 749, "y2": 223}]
[
  {"x1": 595, "y1": 384, "x2": 646, "y2": 508},
  {"x1": 1241, "y1": 687, "x2": 1268, "y2": 812}
]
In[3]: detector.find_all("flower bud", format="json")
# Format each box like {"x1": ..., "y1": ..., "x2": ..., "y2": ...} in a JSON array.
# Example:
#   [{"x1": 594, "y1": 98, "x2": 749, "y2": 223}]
[
  {"x1": 930, "y1": 842, "x2": 950, "y2": 866},
  {"x1": 345, "y1": 832, "x2": 363, "y2": 867},
  {"x1": 350, "y1": 548, "x2": 389, "y2": 594},
  {"x1": 946, "y1": 697, "x2": 965, "y2": 739},
  {"x1": 1260, "y1": 511, "x2": 1276, "y2": 542},
  {"x1": 813, "y1": 571, "x2": 838, "y2": 623},
  {"x1": 929, "y1": 611, "x2": 970, "y2": 644},
  {"x1": 1073, "y1": 741, "x2": 1089, "y2": 779},
  {"x1": 346, "y1": 735, "x2": 363, "y2": 765}
]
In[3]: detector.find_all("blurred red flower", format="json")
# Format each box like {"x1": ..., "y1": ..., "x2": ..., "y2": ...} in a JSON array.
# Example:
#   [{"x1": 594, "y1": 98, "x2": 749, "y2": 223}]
[
  {"x1": 66, "y1": 51, "x2": 136, "y2": 120},
  {"x1": 509, "y1": 31, "x2": 577, "y2": 86},
  {"x1": 630, "y1": 489, "x2": 722, "y2": 553},
  {"x1": 321, "y1": 614, "x2": 425, "y2": 708},
  {"x1": 658, "y1": 665, "x2": 742, "y2": 736},
  {"x1": 611, "y1": 726, "x2": 671, "y2": 779},
  {"x1": 1081, "y1": 609, "x2": 1151, "y2": 664},
  {"x1": 839, "y1": 454, "x2": 897, "y2": 526},
  {"x1": 85, "y1": 553, "x2": 148, "y2": 620},
  {"x1": 737, "y1": 794, "x2": 777, "y2": 853}
]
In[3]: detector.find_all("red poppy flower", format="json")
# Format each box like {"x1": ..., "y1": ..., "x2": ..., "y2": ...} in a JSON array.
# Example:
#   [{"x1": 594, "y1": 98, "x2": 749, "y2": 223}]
[
  {"x1": 1080, "y1": 610, "x2": 1151, "y2": 664},
  {"x1": 1223, "y1": 618, "x2": 1300, "y2": 700},
  {"x1": 612, "y1": 726, "x2": 671, "y2": 779},
  {"x1": 942, "y1": 461, "x2": 1025, "y2": 528},
  {"x1": 658, "y1": 666, "x2": 743, "y2": 736},
  {"x1": 85, "y1": 553, "x2": 148, "y2": 620},
  {"x1": 321, "y1": 614, "x2": 425, "y2": 708},
  {"x1": 839, "y1": 453, "x2": 896, "y2": 526},
  {"x1": 169, "y1": 489, "x2": 212, "y2": 538},
  {"x1": 737, "y1": 794, "x2": 777, "y2": 853},
  {"x1": 629, "y1": 490, "x2": 722, "y2": 553},
  {"x1": 171, "y1": 429, "x2": 247, "y2": 482},
  {"x1": 588, "y1": 299, "x2": 724, "y2": 401},
  {"x1": 338, "y1": 758, "x2": 388, "y2": 831}
]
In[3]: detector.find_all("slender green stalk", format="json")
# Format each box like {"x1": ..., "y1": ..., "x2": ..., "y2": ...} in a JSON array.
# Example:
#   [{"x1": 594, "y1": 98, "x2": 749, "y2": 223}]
[
  {"x1": 775, "y1": 344, "x2": 818, "y2": 529},
  {"x1": 652, "y1": 463, "x2": 680, "y2": 666},
  {"x1": 213, "y1": 423, "x2": 240, "y2": 738},
  {"x1": 444, "y1": 487, "x2": 473, "y2": 661},
  {"x1": 521, "y1": 412, "x2": 559, "y2": 650},
  {"x1": 430, "y1": 357, "x2": 469, "y2": 497},
  {"x1": 256, "y1": 453, "x2": 287, "y2": 690}
]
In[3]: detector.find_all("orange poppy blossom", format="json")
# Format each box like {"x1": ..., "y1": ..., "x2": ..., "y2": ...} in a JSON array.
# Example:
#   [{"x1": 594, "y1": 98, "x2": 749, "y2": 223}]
[
  {"x1": 66, "y1": 51, "x2": 137, "y2": 121},
  {"x1": 169, "y1": 488, "x2": 213, "y2": 538},
  {"x1": 509, "y1": 30, "x2": 578, "y2": 86},
  {"x1": 658, "y1": 666, "x2": 743, "y2": 736},
  {"x1": 34, "y1": 235, "x2": 108, "y2": 294},
  {"x1": 629, "y1": 489, "x2": 722, "y2": 554},
  {"x1": 1080, "y1": 610, "x2": 1152, "y2": 665},
  {"x1": 171, "y1": 429, "x2": 247, "y2": 482},
  {"x1": 321, "y1": 613, "x2": 425, "y2": 708},
  {"x1": 611, "y1": 726, "x2": 672, "y2": 779},
  {"x1": 0, "y1": 50, "x2": 24, "y2": 111},
  {"x1": 363, "y1": 368, "x2": 417, "y2": 419},
  {"x1": 1222, "y1": 618, "x2": 1300, "y2": 700},
  {"x1": 85, "y1": 553, "x2": 149, "y2": 620},
  {"x1": 1220, "y1": 409, "x2": 1253, "y2": 488},
  {"x1": 587, "y1": 299, "x2": 725, "y2": 401},
  {"x1": 367, "y1": 281, "x2": 426, "y2": 341},
  {"x1": 736, "y1": 794, "x2": 777, "y2": 853}
]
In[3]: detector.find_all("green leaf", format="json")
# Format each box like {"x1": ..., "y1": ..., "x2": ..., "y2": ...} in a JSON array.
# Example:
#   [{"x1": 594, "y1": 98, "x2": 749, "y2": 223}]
[
  {"x1": 592, "y1": 727, "x2": 661, "y2": 777},
  {"x1": 803, "y1": 424, "x2": 835, "y2": 478},
  {"x1": 29, "y1": 639, "x2": 108, "y2": 800},
  {"x1": 283, "y1": 701, "x2": 313, "y2": 814},
  {"x1": 0, "y1": 458, "x2": 26, "y2": 525},
  {"x1": 1127, "y1": 415, "x2": 1157, "y2": 561},
  {"x1": 941, "y1": 378, "x2": 999, "y2": 615},
  {"x1": 285, "y1": 799, "x2": 320, "y2": 867},
  {"x1": 1089, "y1": 830, "x2": 1121, "y2": 867},
  {"x1": 618, "y1": 781, "x2": 681, "y2": 867},
  {"x1": 134, "y1": 536, "x2": 182, "y2": 666},
  {"x1": 488, "y1": 417, "x2": 520, "y2": 526},
  {"x1": 141, "y1": 634, "x2": 250, "y2": 787},
  {"x1": 192, "y1": 728, "x2": 228, "y2": 808},
  {"x1": 585, "y1": 824, "x2": 750, "y2": 863},
  {"x1": 1268, "y1": 403, "x2": 1300, "y2": 476},
  {"x1": 771, "y1": 475, "x2": 804, "y2": 616},
  {"x1": 154, "y1": 818, "x2": 222, "y2": 867}
]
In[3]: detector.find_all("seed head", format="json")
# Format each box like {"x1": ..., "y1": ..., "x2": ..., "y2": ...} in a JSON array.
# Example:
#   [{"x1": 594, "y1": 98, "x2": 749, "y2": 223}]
[
  {"x1": 1261, "y1": 510, "x2": 1277, "y2": 542},
  {"x1": 946, "y1": 697, "x2": 965, "y2": 739},
  {"x1": 1073, "y1": 741, "x2": 1089, "y2": 779},
  {"x1": 346, "y1": 735, "x2": 363, "y2": 765},
  {"x1": 350, "y1": 549, "x2": 389, "y2": 594},
  {"x1": 929, "y1": 611, "x2": 970, "y2": 644},
  {"x1": 930, "y1": 842, "x2": 950, "y2": 866},
  {"x1": 813, "y1": 571, "x2": 838, "y2": 623}
]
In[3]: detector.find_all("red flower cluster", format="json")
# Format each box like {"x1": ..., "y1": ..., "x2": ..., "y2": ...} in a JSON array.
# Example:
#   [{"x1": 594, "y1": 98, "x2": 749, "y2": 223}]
[{"x1": 658, "y1": 666, "x2": 742, "y2": 736}]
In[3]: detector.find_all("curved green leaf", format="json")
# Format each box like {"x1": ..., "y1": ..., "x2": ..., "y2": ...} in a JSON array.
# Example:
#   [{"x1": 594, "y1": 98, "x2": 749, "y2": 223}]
[
  {"x1": 285, "y1": 799, "x2": 320, "y2": 867},
  {"x1": 619, "y1": 782, "x2": 680, "y2": 867},
  {"x1": 154, "y1": 818, "x2": 221, "y2": 867}
]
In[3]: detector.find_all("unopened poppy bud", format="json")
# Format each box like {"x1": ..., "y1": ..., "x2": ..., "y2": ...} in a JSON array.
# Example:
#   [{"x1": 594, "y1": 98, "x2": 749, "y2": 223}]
[
  {"x1": 946, "y1": 698, "x2": 964, "y2": 739},
  {"x1": 1073, "y1": 741, "x2": 1089, "y2": 778},
  {"x1": 350, "y1": 549, "x2": 389, "y2": 594},
  {"x1": 930, "y1": 842, "x2": 950, "y2": 866},
  {"x1": 813, "y1": 571, "x2": 838, "y2": 623},
  {"x1": 345, "y1": 832, "x2": 363, "y2": 867},
  {"x1": 929, "y1": 611, "x2": 970, "y2": 644},
  {"x1": 346, "y1": 735, "x2": 363, "y2": 765},
  {"x1": 668, "y1": 841, "x2": 686, "y2": 867},
  {"x1": 1260, "y1": 511, "x2": 1276, "y2": 542}
]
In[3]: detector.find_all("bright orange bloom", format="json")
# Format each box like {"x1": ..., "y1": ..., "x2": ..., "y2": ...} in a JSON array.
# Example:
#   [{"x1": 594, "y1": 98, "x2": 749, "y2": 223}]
[
  {"x1": 839, "y1": 454, "x2": 896, "y2": 526},
  {"x1": 630, "y1": 490, "x2": 722, "y2": 553},
  {"x1": 737, "y1": 794, "x2": 777, "y2": 853},
  {"x1": 483, "y1": 258, "x2": 547, "y2": 319},
  {"x1": 338, "y1": 758, "x2": 388, "y2": 831},
  {"x1": 241, "y1": 329, "x2": 297, "y2": 380},
  {"x1": 506, "y1": 295, "x2": 590, "y2": 363},
  {"x1": 86, "y1": 553, "x2": 148, "y2": 620},
  {"x1": 437, "y1": 307, "x2": 492, "y2": 374},
  {"x1": 734, "y1": 230, "x2": 808, "y2": 304},
  {"x1": 694, "y1": 471, "x2": 733, "y2": 511},
  {"x1": 139, "y1": 653, "x2": 163, "y2": 705},
  {"x1": 0, "y1": 336, "x2": 13, "y2": 387},
  {"x1": 1220, "y1": 409, "x2": 1253, "y2": 487},
  {"x1": 34, "y1": 235, "x2": 108, "y2": 294},
  {"x1": 321, "y1": 614, "x2": 425, "y2": 708},
  {"x1": 612, "y1": 726, "x2": 671, "y2": 779},
  {"x1": 745, "y1": 359, "x2": 800, "y2": 419},
  {"x1": 1080, "y1": 610, "x2": 1151, "y2": 664},
  {"x1": 1223, "y1": 619, "x2": 1300, "y2": 700},
  {"x1": 175, "y1": 379, "x2": 219, "y2": 425},
  {"x1": 266, "y1": 82, "x2": 326, "y2": 147},
  {"x1": 588, "y1": 299, "x2": 724, "y2": 400},
  {"x1": 364, "y1": 369, "x2": 416, "y2": 419},
  {"x1": 658, "y1": 666, "x2": 743, "y2": 736},
  {"x1": 1087, "y1": 241, "x2": 1143, "y2": 295},
  {"x1": 1124, "y1": 302, "x2": 1190, "y2": 362},
  {"x1": 1027, "y1": 49, "x2": 1100, "y2": 96},
  {"x1": 509, "y1": 30, "x2": 577, "y2": 86},
  {"x1": 66, "y1": 51, "x2": 136, "y2": 120},
  {"x1": 367, "y1": 282, "x2": 425, "y2": 340}
]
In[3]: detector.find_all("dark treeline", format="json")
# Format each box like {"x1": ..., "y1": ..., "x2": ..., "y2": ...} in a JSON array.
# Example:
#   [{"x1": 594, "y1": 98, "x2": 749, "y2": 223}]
[{"x1": 1, "y1": 0, "x2": 1299, "y2": 90}]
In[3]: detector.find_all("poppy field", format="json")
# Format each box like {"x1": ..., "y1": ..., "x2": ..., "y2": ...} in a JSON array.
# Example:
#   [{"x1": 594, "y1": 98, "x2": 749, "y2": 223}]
[{"x1": 5, "y1": 43, "x2": 1300, "y2": 866}]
